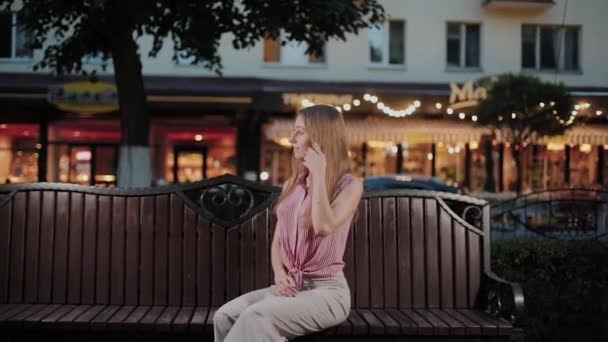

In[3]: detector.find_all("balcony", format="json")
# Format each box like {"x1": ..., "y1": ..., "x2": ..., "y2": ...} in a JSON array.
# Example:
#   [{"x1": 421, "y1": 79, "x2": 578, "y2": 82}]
[{"x1": 483, "y1": 0, "x2": 555, "y2": 11}]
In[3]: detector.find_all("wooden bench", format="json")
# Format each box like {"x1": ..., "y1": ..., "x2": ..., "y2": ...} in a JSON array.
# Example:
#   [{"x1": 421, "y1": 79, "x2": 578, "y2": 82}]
[{"x1": 0, "y1": 174, "x2": 525, "y2": 341}]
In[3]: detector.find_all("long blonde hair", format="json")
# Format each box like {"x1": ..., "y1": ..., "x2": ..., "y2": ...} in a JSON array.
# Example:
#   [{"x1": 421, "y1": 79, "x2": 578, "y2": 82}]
[{"x1": 273, "y1": 105, "x2": 354, "y2": 227}]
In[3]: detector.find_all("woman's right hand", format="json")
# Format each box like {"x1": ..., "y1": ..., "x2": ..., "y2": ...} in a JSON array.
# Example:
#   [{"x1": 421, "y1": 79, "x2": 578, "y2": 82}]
[{"x1": 273, "y1": 271, "x2": 298, "y2": 297}]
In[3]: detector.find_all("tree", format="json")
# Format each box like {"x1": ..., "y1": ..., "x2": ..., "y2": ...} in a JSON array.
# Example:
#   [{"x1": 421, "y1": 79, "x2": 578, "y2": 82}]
[
  {"x1": 474, "y1": 73, "x2": 574, "y2": 194},
  {"x1": 1, "y1": 0, "x2": 385, "y2": 187}
]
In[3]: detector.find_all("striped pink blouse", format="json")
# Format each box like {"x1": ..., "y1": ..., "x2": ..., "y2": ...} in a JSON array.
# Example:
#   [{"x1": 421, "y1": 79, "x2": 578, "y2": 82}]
[{"x1": 276, "y1": 170, "x2": 358, "y2": 291}]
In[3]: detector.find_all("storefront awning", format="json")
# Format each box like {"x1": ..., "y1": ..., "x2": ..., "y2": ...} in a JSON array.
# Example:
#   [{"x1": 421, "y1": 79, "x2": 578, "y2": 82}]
[
  {"x1": 264, "y1": 117, "x2": 492, "y2": 145},
  {"x1": 538, "y1": 125, "x2": 608, "y2": 146}
]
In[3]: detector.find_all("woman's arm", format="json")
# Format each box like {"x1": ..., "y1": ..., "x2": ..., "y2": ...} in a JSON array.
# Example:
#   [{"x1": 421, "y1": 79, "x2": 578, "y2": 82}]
[
  {"x1": 271, "y1": 209, "x2": 296, "y2": 296},
  {"x1": 310, "y1": 175, "x2": 364, "y2": 236}
]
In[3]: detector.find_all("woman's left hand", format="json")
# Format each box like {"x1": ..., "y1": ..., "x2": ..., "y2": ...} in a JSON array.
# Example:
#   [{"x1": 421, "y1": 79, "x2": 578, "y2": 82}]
[{"x1": 303, "y1": 142, "x2": 326, "y2": 178}]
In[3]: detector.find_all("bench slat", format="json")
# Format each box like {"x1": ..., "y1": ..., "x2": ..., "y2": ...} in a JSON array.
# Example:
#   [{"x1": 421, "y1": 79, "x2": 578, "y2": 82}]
[
  {"x1": 465, "y1": 309, "x2": 512, "y2": 336},
  {"x1": 467, "y1": 232, "x2": 481, "y2": 308},
  {"x1": 240, "y1": 213, "x2": 255, "y2": 294},
  {"x1": 82, "y1": 194, "x2": 98, "y2": 305},
  {"x1": 384, "y1": 308, "x2": 417, "y2": 335},
  {"x1": 156, "y1": 306, "x2": 180, "y2": 332},
  {"x1": 358, "y1": 308, "x2": 384, "y2": 335},
  {"x1": 183, "y1": 208, "x2": 197, "y2": 306},
  {"x1": 22, "y1": 304, "x2": 62, "y2": 329},
  {"x1": 439, "y1": 209, "x2": 454, "y2": 308},
  {"x1": 0, "y1": 304, "x2": 31, "y2": 321},
  {"x1": 104, "y1": 305, "x2": 135, "y2": 331},
  {"x1": 96, "y1": 196, "x2": 112, "y2": 305},
  {"x1": 369, "y1": 198, "x2": 383, "y2": 309},
  {"x1": 411, "y1": 198, "x2": 426, "y2": 309},
  {"x1": 381, "y1": 197, "x2": 398, "y2": 308},
  {"x1": 371, "y1": 308, "x2": 401, "y2": 335},
  {"x1": 188, "y1": 306, "x2": 210, "y2": 333},
  {"x1": 120, "y1": 305, "x2": 151, "y2": 330},
  {"x1": 354, "y1": 200, "x2": 369, "y2": 307},
  {"x1": 53, "y1": 192, "x2": 70, "y2": 304},
  {"x1": 41, "y1": 304, "x2": 77, "y2": 324},
  {"x1": 442, "y1": 308, "x2": 482, "y2": 335},
  {"x1": 197, "y1": 217, "x2": 211, "y2": 306},
  {"x1": 204, "y1": 307, "x2": 217, "y2": 333},
  {"x1": 0, "y1": 202, "x2": 12, "y2": 303},
  {"x1": 255, "y1": 209, "x2": 270, "y2": 290},
  {"x1": 154, "y1": 195, "x2": 169, "y2": 306},
  {"x1": 140, "y1": 196, "x2": 155, "y2": 305},
  {"x1": 56, "y1": 305, "x2": 92, "y2": 329},
  {"x1": 346, "y1": 309, "x2": 368, "y2": 335},
  {"x1": 400, "y1": 308, "x2": 433, "y2": 335},
  {"x1": 457, "y1": 309, "x2": 497, "y2": 336},
  {"x1": 8, "y1": 192, "x2": 26, "y2": 303},
  {"x1": 453, "y1": 222, "x2": 468, "y2": 308},
  {"x1": 172, "y1": 306, "x2": 195, "y2": 333},
  {"x1": 169, "y1": 194, "x2": 183, "y2": 306},
  {"x1": 226, "y1": 227, "x2": 240, "y2": 301},
  {"x1": 429, "y1": 308, "x2": 465, "y2": 335},
  {"x1": 139, "y1": 305, "x2": 165, "y2": 331},
  {"x1": 425, "y1": 199, "x2": 440, "y2": 308},
  {"x1": 125, "y1": 197, "x2": 140, "y2": 305},
  {"x1": 211, "y1": 224, "x2": 225, "y2": 306},
  {"x1": 397, "y1": 197, "x2": 412, "y2": 308},
  {"x1": 90, "y1": 305, "x2": 121, "y2": 330},
  {"x1": 38, "y1": 191, "x2": 55, "y2": 303},
  {"x1": 24, "y1": 191, "x2": 41, "y2": 303},
  {"x1": 415, "y1": 309, "x2": 449, "y2": 335},
  {"x1": 110, "y1": 197, "x2": 126, "y2": 305},
  {"x1": 67, "y1": 193, "x2": 84, "y2": 305}
]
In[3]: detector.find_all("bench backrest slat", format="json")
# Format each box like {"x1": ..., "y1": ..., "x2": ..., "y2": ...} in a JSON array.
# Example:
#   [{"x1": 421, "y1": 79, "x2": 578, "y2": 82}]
[
  {"x1": 110, "y1": 196, "x2": 126, "y2": 305},
  {"x1": 24, "y1": 191, "x2": 41, "y2": 304},
  {"x1": 0, "y1": 192, "x2": 12, "y2": 303},
  {"x1": 153, "y1": 194, "x2": 169, "y2": 306}
]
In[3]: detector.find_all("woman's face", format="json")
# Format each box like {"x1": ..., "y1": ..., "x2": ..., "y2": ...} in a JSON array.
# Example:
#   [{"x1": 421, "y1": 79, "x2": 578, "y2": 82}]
[{"x1": 289, "y1": 115, "x2": 311, "y2": 160}]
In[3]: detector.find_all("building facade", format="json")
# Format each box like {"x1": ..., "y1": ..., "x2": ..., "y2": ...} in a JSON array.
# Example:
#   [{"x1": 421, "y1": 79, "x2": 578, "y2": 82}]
[{"x1": 1, "y1": 0, "x2": 607, "y2": 192}]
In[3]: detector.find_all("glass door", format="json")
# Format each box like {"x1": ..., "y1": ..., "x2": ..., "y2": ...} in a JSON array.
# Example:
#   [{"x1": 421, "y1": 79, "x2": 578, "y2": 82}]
[{"x1": 173, "y1": 145, "x2": 208, "y2": 183}]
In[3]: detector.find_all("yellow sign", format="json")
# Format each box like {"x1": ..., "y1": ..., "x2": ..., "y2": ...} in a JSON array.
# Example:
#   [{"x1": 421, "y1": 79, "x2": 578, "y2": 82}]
[
  {"x1": 449, "y1": 80, "x2": 487, "y2": 109},
  {"x1": 47, "y1": 81, "x2": 119, "y2": 114}
]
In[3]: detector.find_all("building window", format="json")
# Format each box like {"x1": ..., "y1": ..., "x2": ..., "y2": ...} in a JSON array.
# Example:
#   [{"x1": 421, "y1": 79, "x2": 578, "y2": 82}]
[
  {"x1": 263, "y1": 32, "x2": 326, "y2": 65},
  {"x1": 0, "y1": 12, "x2": 33, "y2": 60},
  {"x1": 522, "y1": 24, "x2": 580, "y2": 71},
  {"x1": 446, "y1": 22, "x2": 480, "y2": 69},
  {"x1": 369, "y1": 20, "x2": 405, "y2": 65}
]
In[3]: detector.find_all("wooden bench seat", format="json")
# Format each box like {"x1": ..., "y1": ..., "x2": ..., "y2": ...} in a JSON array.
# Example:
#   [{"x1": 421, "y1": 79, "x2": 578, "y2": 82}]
[{"x1": 0, "y1": 175, "x2": 524, "y2": 341}]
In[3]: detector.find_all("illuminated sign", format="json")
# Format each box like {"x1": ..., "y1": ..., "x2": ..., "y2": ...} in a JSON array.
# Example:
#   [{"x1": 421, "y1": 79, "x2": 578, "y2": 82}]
[
  {"x1": 449, "y1": 80, "x2": 487, "y2": 109},
  {"x1": 47, "y1": 81, "x2": 119, "y2": 114}
]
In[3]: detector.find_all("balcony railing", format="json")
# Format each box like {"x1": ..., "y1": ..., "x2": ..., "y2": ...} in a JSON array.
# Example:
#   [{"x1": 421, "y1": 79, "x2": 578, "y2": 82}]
[{"x1": 483, "y1": 0, "x2": 555, "y2": 11}]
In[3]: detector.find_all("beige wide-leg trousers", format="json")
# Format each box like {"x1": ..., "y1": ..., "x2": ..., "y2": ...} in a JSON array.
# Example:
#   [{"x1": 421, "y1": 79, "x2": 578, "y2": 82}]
[{"x1": 213, "y1": 272, "x2": 350, "y2": 342}]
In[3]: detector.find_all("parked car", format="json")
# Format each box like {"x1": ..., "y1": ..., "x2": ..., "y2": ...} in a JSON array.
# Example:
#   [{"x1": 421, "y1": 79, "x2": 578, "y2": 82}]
[{"x1": 363, "y1": 173, "x2": 459, "y2": 193}]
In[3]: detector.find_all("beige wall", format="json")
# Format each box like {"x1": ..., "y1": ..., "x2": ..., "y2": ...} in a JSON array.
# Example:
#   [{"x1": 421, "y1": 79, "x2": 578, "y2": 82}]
[{"x1": 1, "y1": 0, "x2": 607, "y2": 88}]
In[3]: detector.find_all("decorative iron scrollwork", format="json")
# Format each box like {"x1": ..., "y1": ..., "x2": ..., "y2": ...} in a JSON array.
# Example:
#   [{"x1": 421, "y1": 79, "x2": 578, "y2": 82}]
[
  {"x1": 182, "y1": 181, "x2": 277, "y2": 228},
  {"x1": 479, "y1": 272, "x2": 525, "y2": 327},
  {"x1": 444, "y1": 199, "x2": 484, "y2": 229}
]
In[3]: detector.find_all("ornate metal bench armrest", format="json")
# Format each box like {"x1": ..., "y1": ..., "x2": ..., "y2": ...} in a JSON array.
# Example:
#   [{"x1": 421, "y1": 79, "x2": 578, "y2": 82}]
[{"x1": 479, "y1": 271, "x2": 526, "y2": 328}]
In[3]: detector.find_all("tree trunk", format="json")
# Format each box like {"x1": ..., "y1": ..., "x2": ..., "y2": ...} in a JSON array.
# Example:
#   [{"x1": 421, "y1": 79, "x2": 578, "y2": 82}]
[
  {"x1": 513, "y1": 145, "x2": 523, "y2": 194},
  {"x1": 111, "y1": 30, "x2": 151, "y2": 188},
  {"x1": 483, "y1": 140, "x2": 495, "y2": 192}
]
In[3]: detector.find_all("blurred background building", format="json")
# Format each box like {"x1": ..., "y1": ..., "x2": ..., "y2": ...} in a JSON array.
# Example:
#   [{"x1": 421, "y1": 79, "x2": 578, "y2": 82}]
[{"x1": 1, "y1": 0, "x2": 607, "y2": 193}]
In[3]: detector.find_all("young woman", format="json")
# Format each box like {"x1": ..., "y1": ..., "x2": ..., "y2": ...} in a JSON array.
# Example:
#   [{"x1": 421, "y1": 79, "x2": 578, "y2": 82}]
[{"x1": 214, "y1": 104, "x2": 364, "y2": 341}]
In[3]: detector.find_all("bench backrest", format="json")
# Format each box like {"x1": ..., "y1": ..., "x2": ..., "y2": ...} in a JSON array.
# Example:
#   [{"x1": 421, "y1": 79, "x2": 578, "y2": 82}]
[{"x1": 0, "y1": 175, "x2": 489, "y2": 309}]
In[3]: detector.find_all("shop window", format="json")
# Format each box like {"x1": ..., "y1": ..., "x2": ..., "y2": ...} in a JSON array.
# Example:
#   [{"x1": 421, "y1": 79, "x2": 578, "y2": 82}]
[
  {"x1": 0, "y1": 123, "x2": 39, "y2": 184},
  {"x1": 435, "y1": 142, "x2": 466, "y2": 188}
]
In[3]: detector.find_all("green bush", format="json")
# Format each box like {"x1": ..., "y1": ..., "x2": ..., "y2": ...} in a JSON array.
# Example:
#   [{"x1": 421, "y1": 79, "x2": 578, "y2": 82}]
[{"x1": 491, "y1": 239, "x2": 608, "y2": 342}]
